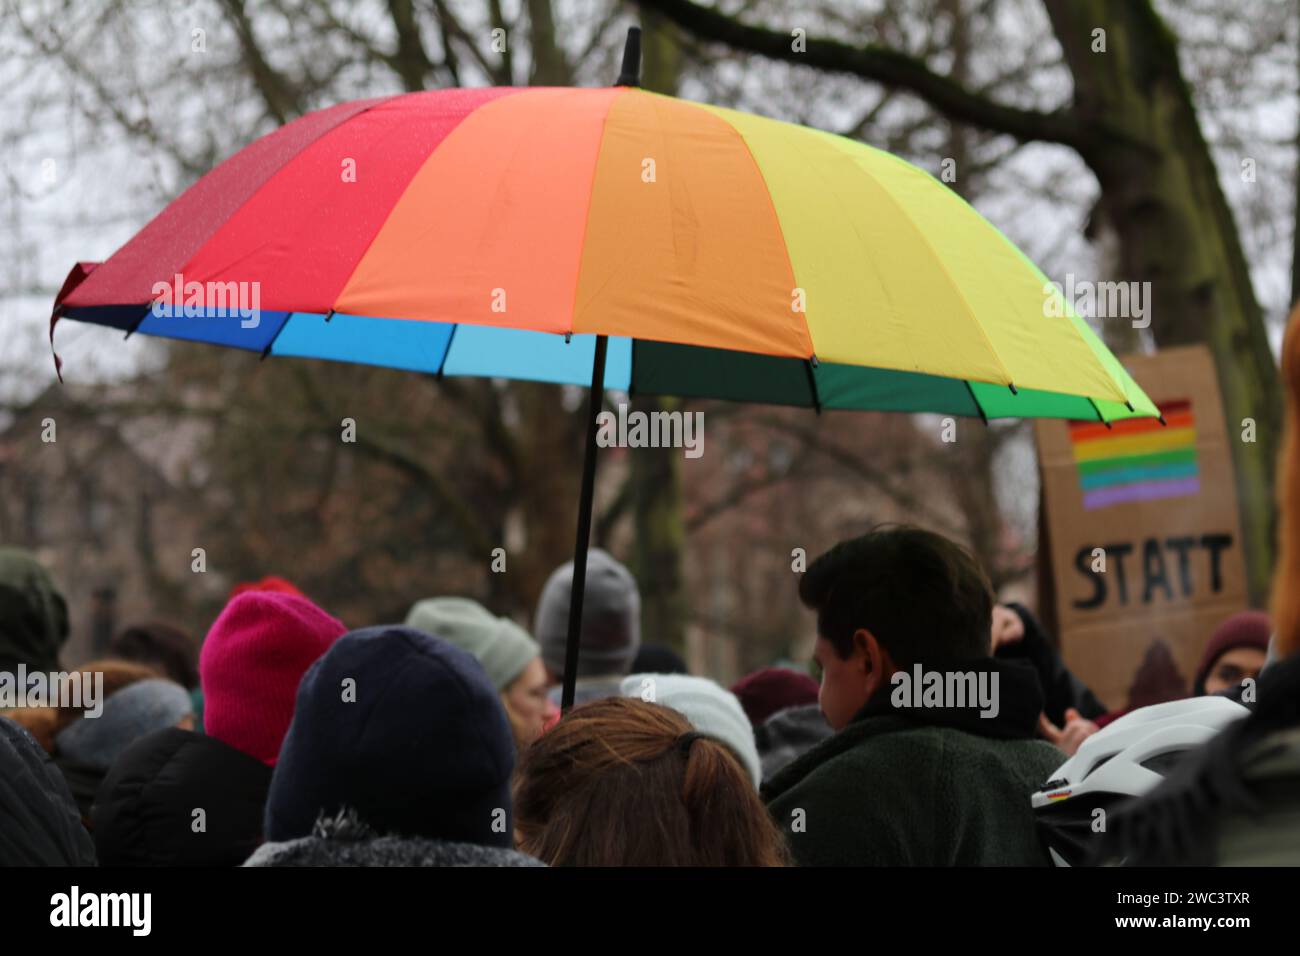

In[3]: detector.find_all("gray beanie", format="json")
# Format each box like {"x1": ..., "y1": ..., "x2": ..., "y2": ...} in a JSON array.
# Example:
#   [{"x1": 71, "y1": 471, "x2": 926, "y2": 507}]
[
  {"x1": 55, "y1": 678, "x2": 193, "y2": 771},
  {"x1": 534, "y1": 549, "x2": 640, "y2": 680},
  {"x1": 405, "y1": 597, "x2": 539, "y2": 691},
  {"x1": 621, "y1": 673, "x2": 762, "y2": 788}
]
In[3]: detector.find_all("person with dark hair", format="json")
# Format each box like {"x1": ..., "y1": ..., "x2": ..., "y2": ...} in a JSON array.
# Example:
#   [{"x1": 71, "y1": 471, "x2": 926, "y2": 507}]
[
  {"x1": 109, "y1": 622, "x2": 200, "y2": 690},
  {"x1": 514, "y1": 696, "x2": 788, "y2": 866},
  {"x1": 109, "y1": 621, "x2": 205, "y2": 728},
  {"x1": 764, "y1": 526, "x2": 1063, "y2": 865},
  {"x1": 631, "y1": 643, "x2": 688, "y2": 676}
]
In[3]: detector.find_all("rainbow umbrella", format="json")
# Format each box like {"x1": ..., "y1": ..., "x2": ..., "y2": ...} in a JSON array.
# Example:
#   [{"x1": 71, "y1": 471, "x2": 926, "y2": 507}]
[{"x1": 51, "y1": 29, "x2": 1158, "y2": 708}]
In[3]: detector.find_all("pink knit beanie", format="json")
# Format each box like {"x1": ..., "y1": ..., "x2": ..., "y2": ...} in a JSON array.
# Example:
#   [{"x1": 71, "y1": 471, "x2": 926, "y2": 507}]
[{"x1": 200, "y1": 592, "x2": 346, "y2": 765}]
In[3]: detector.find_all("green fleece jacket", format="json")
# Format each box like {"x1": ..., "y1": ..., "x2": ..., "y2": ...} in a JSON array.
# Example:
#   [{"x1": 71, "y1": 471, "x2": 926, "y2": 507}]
[
  {"x1": 764, "y1": 659, "x2": 1063, "y2": 866},
  {"x1": 1214, "y1": 726, "x2": 1300, "y2": 865}
]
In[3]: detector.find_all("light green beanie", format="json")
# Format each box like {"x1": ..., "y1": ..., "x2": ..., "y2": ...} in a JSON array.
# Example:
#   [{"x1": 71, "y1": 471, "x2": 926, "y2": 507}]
[{"x1": 405, "y1": 597, "x2": 540, "y2": 691}]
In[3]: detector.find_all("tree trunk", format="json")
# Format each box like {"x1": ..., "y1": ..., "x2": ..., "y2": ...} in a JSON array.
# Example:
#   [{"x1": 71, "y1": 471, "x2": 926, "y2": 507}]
[
  {"x1": 513, "y1": 382, "x2": 584, "y2": 614},
  {"x1": 938, "y1": 0, "x2": 1010, "y2": 589},
  {"x1": 1045, "y1": 0, "x2": 1281, "y2": 604},
  {"x1": 628, "y1": 12, "x2": 690, "y2": 656}
]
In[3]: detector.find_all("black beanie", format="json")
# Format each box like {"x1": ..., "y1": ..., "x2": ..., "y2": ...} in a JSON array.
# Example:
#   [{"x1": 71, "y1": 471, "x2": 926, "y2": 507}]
[{"x1": 264, "y1": 626, "x2": 515, "y2": 848}]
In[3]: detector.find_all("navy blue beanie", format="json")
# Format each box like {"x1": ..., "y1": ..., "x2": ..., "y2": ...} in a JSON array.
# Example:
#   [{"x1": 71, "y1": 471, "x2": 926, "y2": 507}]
[{"x1": 264, "y1": 626, "x2": 515, "y2": 848}]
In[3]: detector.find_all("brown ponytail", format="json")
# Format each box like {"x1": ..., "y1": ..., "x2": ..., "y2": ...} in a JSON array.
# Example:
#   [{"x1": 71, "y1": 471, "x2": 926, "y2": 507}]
[
  {"x1": 3, "y1": 658, "x2": 159, "y2": 752},
  {"x1": 1272, "y1": 307, "x2": 1300, "y2": 659},
  {"x1": 513, "y1": 696, "x2": 789, "y2": 866}
]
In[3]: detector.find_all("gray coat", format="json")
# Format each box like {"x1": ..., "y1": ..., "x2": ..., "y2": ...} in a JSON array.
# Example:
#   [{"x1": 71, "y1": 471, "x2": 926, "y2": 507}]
[
  {"x1": 756, "y1": 703, "x2": 834, "y2": 785},
  {"x1": 244, "y1": 809, "x2": 544, "y2": 867}
]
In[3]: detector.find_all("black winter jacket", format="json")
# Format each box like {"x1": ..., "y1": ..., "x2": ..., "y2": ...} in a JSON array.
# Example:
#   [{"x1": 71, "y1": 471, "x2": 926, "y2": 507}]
[
  {"x1": 0, "y1": 716, "x2": 96, "y2": 865},
  {"x1": 92, "y1": 727, "x2": 271, "y2": 866}
]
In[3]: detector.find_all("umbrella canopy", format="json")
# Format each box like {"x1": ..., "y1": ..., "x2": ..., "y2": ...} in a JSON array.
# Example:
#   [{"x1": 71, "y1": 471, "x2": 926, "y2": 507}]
[
  {"x1": 53, "y1": 86, "x2": 1155, "y2": 423},
  {"x1": 50, "y1": 31, "x2": 1160, "y2": 708}
]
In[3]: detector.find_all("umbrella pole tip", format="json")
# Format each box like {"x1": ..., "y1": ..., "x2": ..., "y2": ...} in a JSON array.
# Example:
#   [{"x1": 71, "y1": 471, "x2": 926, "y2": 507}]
[{"x1": 617, "y1": 26, "x2": 642, "y2": 87}]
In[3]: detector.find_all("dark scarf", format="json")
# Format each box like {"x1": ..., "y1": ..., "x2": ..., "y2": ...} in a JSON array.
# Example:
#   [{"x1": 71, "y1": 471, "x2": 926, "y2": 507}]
[{"x1": 851, "y1": 656, "x2": 1046, "y2": 741}]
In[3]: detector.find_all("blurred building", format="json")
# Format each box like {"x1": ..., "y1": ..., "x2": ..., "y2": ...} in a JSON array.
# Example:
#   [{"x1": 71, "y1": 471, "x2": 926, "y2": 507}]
[{"x1": 0, "y1": 383, "x2": 218, "y2": 664}]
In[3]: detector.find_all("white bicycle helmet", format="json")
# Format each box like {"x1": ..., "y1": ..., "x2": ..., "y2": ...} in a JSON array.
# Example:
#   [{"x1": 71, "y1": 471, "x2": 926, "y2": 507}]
[{"x1": 1031, "y1": 696, "x2": 1249, "y2": 866}]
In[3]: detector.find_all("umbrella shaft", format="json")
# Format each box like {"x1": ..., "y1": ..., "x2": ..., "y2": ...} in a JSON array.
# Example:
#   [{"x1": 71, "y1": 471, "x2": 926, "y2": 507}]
[{"x1": 561, "y1": 334, "x2": 609, "y2": 712}]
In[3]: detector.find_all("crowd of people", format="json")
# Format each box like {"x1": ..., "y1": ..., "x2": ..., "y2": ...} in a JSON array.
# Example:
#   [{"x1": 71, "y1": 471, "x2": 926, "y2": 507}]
[
  {"x1": 0, "y1": 522, "x2": 1294, "y2": 867},
  {"x1": 3, "y1": 317, "x2": 1300, "y2": 868}
]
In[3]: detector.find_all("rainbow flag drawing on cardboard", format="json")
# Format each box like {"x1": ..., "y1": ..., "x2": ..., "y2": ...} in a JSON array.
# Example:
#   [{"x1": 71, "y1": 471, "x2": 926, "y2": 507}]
[{"x1": 1069, "y1": 400, "x2": 1197, "y2": 510}]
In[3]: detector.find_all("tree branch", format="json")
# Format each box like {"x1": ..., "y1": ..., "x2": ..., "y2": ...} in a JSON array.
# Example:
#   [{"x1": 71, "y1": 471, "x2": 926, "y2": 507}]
[
  {"x1": 632, "y1": 0, "x2": 1089, "y2": 149},
  {"x1": 430, "y1": 0, "x2": 507, "y2": 84},
  {"x1": 219, "y1": 0, "x2": 305, "y2": 123},
  {"x1": 290, "y1": 366, "x2": 497, "y2": 559},
  {"x1": 685, "y1": 458, "x2": 801, "y2": 532},
  {"x1": 385, "y1": 0, "x2": 436, "y2": 91},
  {"x1": 596, "y1": 472, "x2": 635, "y2": 544},
  {"x1": 755, "y1": 414, "x2": 965, "y2": 538}
]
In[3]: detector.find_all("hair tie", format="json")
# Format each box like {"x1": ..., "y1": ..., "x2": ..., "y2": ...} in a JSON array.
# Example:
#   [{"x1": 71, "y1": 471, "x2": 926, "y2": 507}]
[{"x1": 677, "y1": 731, "x2": 706, "y2": 754}]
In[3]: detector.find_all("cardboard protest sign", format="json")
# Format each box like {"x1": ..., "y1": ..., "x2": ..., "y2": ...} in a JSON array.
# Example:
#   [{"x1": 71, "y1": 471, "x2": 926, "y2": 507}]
[{"x1": 1034, "y1": 345, "x2": 1248, "y2": 709}]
